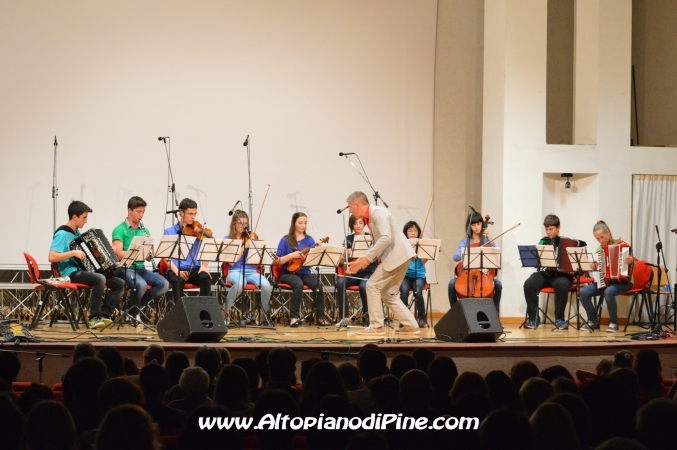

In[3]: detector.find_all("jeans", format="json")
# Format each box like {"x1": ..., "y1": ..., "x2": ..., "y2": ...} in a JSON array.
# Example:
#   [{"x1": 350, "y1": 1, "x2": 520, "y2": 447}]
[
  {"x1": 336, "y1": 276, "x2": 369, "y2": 317},
  {"x1": 579, "y1": 281, "x2": 632, "y2": 324},
  {"x1": 280, "y1": 273, "x2": 323, "y2": 319},
  {"x1": 116, "y1": 267, "x2": 169, "y2": 309},
  {"x1": 69, "y1": 270, "x2": 125, "y2": 319},
  {"x1": 523, "y1": 271, "x2": 572, "y2": 321},
  {"x1": 400, "y1": 277, "x2": 427, "y2": 319},
  {"x1": 448, "y1": 277, "x2": 502, "y2": 313},
  {"x1": 225, "y1": 269, "x2": 272, "y2": 311},
  {"x1": 166, "y1": 268, "x2": 212, "y2": 303}
]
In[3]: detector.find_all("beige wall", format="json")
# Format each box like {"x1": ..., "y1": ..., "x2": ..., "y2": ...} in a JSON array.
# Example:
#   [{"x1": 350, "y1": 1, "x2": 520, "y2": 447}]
[
  {"x1": 546, "y1": 0, "x2": 574, "y2": 145},
  {"x1": 432, "y1": 0, "x2": 484, "y2": 313}
]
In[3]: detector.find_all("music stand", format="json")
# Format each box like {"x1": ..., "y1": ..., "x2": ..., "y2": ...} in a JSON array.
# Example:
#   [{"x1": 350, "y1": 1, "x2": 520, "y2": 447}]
[
  {"x1": 517, "y1": 245, "x2": 555, "y2": 328},
  {"x1": 565, "y1": 247, "x2": 594, "y2": 332},
  {"x1": 303, "y1": 245, "x2": 344, "y2": 327},
  {"x1": 240, "y1": 240, "x2": 277, "y2": 329},
  {"x1": 410, "y1": 238, "x2": 442, "y2": 327}
]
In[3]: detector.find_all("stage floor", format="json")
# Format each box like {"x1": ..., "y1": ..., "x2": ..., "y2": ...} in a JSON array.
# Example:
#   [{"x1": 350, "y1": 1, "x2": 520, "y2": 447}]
[{"x1": 11, "y1": 321, "x2": 677, "y2": 387}]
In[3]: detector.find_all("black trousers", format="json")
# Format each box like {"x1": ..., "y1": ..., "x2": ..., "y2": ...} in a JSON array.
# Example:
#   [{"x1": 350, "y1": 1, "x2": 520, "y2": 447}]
[
  {"x1": 523, "y1": 271, "x2": 572, "y2": 321},
  {"x1": 166, "y1": 267, "x2": 212, "y2": 303},
  {"x1": 281, "y1": 273, "x2": 323, "y2": 319}
]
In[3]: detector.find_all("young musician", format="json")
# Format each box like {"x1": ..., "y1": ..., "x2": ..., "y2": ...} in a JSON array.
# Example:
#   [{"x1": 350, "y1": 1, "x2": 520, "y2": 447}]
[
  {"x1": 111, "y1": 196, "x2": 169, "y2": 322},
  {"x1": 162, "y1": 198, "x2": 212, "y2": 303},
  {"x1": 274, "y1": 212, "x2": 329, "y2": 327},
  {"x1": 346, "y1": 191, "x2": 420, "y2": 336},
  {"x1": 447, "y1": 212, "x2": 503, "y2": 312},
  {"x1": 399, "y1": 221, "x2": 429, "y2": 327},
  {"x1": 579, "y1": 220, "x2": 634, "y2": 333},
  {"x1": 336, "y1": 214, "x2": 376, "y2": 323},
  {"x1": 523, "y1": 214, "x2": 586, "y2": 330},
  {"x1": 48, "y1": 201, "x2": 125, "y2": 329},
  {"x1": 224, "y1": 210, "x2": 272, "y2": 315}
]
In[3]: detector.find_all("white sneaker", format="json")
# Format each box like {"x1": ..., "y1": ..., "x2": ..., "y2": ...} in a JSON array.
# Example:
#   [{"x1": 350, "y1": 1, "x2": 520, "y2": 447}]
[
  {"x1": 606, "y1": 322, "x2": 619, "y2": 333},
  {"x1": 356, "y1": 327, "x2": 385, "y2": 336}
]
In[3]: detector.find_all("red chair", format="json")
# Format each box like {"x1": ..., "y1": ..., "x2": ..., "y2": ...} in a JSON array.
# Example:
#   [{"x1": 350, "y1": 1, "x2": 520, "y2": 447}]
[
  {"x1": 524, "y1": 275, "x2": 593, "y2": 330},
  {"x1": 24, "y1": 253, "x2": 84, "y2": 331},
  {"x1": 51, "y1": 263, "x2": 92, "y2": 326},
  {"x1": 623, "y1": 260, "x2": 654, "y2": 332},
  {"x1": 158, "y1": 258, "x2": 200, "y2": 293}
]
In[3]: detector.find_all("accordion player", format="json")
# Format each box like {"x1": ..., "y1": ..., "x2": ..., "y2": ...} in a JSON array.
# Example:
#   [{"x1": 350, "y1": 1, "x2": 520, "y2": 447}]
[{"x1": 69, "y1": 228, "x2": 119, "y2": 274}]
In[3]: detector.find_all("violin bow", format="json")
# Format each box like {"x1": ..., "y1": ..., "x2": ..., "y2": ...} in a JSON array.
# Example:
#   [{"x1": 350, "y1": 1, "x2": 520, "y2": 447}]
[{"x1": 253, "y1": 184, "x2": 271, "y2": 233}]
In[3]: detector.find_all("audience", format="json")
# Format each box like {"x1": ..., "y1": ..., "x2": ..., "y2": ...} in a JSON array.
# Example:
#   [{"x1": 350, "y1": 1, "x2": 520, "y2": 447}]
[{"x1": 5, "y1": 341, "x2": 677, "y2": 450}]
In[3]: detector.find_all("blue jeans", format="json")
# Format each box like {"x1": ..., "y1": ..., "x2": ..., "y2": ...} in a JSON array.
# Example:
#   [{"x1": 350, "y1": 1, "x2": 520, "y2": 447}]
[
  {"x1": 400, "y1": 277, "x2": 427, "y2": 319},
  {"x1": 116, "y1": 267, "x2": 169, "y2": 309},
  {"x1": 579, "y1": 281, "x2": 632, "y2": 324},
  {"x1": 336, "y1": 275, "x2": 369, "y2": 317},
  {"x1": 448, "y1": 277, "x2": 502, "y2": 313},
  {"x1": 225, "y1": 269, "x2": 272, "y2": 311}
]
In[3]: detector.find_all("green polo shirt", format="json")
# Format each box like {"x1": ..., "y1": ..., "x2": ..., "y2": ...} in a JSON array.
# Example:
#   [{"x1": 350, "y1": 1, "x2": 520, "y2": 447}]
[{"x1": 112, "y1": 219, "x2": 148, "y2": 269}]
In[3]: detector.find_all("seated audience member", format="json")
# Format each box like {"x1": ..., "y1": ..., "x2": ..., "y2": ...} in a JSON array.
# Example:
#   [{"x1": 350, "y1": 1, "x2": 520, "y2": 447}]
[
  {"x1": 177, "y1": 405, "x2": 240, "y2": 450},
  {"x1": 98, "y1": 377, "x2": 144, "y2": 417},
  {"x1": 428, "y1": 357, "x2": 459, "y2": 415},
  {"x1": 232, "y1": 357, "x2": 260, "y2": 391},
  {"x1": 338, "y1": 362, "x2": 362, "y2": 391},
  {"x1": 0, "y1": 394, "x2": 25, "y2": 450},
  {"x1": 368, "y1": 375, "x2": 401, "y2": 415},
  {"x1": 97, "y1": 346, "x2": 126, "y2": 378},
  {"x1": 165, "y1": 351, "x2": 190, "y2": 389},
  {"x1": 252, "y1": 347, "x2": 300, "y2": 402},
  {"x1": 613, "y1": 350, "x2": 634, "y2": 370},
  {"x1": 636, "y1": 399, "x2": 677, "y2": 450},
  {"x1": 530, "y1": 402, "x2": 580, "y2": 450},
  {"x1": 0, "y1": 352, "x2": 21, "y2": 396},
  {"x1": 66, "y1": 357, "x2": 108, "y2": 435},
  {"x1": 168, "y1": 367, "x2": 211, "y2": 415},
  {"x1": 450, "y1": 371, "x2": 489, "y2": 406},
  {"x1": 479, "y1": 408, "x2": 534, "y2": 450},
  {"x1": 62, "y1": 342, "x2": 96, "y2": 405},
  {"x1": 194, "y1": 346, "x2": 222, "y2": 399},
  {"x1": 143, "y1": 344, "x2": 166, "y2": 366},
  {"x1": 96, "y1": 405, "x2": 161, "y2": 450},
  {"x1": 214, "y1": 365, "x2": 254, "y2": 417},
  {"x1": 27, "y1": 401, "x2": 76, "y2": 450},
  {"x1": 124, "y1": 357, "x2": 139, "y2": 376},
  {"x1": 597, "y1": 358, "x2": 613, "y2": 375},
  {"x1": 301, "y1": 357, "x2": 321, "y2": 384},
  {"x1": 551, "y1": 376, "x2": 579, "y2": 395},
  {"x1": 18, "y1": 382, "x2": 54, "y2": 417},
  {"x1": 485, "y1": 370, "x2": 521, "y2": 412},
  {"x1": 411, "y1": 347, "x2": 435, "y2": 372},
  {"x1": 400, "y1": 370, "x2": 440, "y2": 418},
  {"x1": 538, "y1": 365, "x2": 574, "y2": 383},
  {"x1": 519, "y1": 377, "x2": 554, "y2": 417},
  {"x1": 348, "y1": 348, "x2": 389, "y2": 415},
  {"x1": 299, "y1": 361, "x2": 347, "y2": 417},
  {"x1": 217, "y1": 347, "x2": 231, "y2": 366},
  {"x1": 451, "y1": 392, "x2": 494, "y2": 426},
  {"x1": 608, "y1": 368, "x2": 640, "y2": 398},
  {"x1": 255, "y1": 349, "x2": 271, "y2": 388},
  {"x1": 549, "y1": 393, "x2": 592, "y2": 449},
  {"x1": 390, "y1": 354, "x2": 416, "y2": 380},
  {"x1": 634, "y1": 349, "x2": 665, "y2": 398},
  {"x1": 308, "y1": 395, "x2": 359, "y2": 450},
  {"x1": 140, "y1": 362, "x2": 185, "y2": 430},
  {"x1": 510, "y1": 360, "x2": 540, "y2": 392},
  {"x1": 581, "y1": 377, "x2": 636, "y2": 446},
  {"x1": 253, "y1": 389, "x2": 300, "y2": 450}
]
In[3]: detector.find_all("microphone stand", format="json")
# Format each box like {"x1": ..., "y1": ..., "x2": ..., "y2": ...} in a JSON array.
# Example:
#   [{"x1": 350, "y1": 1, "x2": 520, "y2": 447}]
[
  {"x1": 653, "y1": 226, "x2": 673, "y2": 331},
  {"x1": 0, "y1": 349, "x2": 70, "y2": 384},
  {"x1": 52, "y1": 136, "x2": 58, "y2": 232},
  {"x1": 161, "y1": 138, "x2": 179, "y2": 229},
  {"x1": 341, "y1": 153, "x2": 389, "y2": 207},
  {"x1": 336, "y1": 211, "x2": 352, "y2": 331},
  {"x1": 243, "y1": 136, "x2": 254, "y2": 221}
]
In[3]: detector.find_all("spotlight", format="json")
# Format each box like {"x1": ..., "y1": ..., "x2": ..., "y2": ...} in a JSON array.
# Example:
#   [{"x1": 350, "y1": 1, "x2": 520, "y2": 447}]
[{"x1": 561, "y1": 173, "x2": 573, "y2": 189}]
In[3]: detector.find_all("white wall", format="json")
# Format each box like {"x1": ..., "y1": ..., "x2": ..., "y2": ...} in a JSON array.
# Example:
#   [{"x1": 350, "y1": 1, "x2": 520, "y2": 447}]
[
  {"x1": 0, "y1": 1, "x2": 437, "y2": 269},
  {"x1": 483, "y1": 0, "x2": 677, "y2": 319}
]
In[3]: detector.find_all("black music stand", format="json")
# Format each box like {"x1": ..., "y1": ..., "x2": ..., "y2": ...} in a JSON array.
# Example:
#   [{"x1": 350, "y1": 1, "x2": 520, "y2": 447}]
[
  {"x1": 518, "y1": 245, "x2": 556, "y2": 329},
  {"x1": 303, "y1": 245, "x2": 344, "y2": 327},
  {"x1": 409, "y1": 238, "x2": 442, "y2": 327},
  {"x1": 241, "y1": 241, "x2": 277, "y2": 329},
  {"x1": 565, "y1": 247, "x2": 594, "y2": 332}
]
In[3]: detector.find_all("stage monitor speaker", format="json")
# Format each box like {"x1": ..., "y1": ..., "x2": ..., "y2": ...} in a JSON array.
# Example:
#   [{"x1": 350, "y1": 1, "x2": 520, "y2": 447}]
[
  {"x1": 433, "y1": 298, "x2": 502, "y2": 342},
  {"x1": 157, "y1": 296, "x2": 227, "y2": 342}
]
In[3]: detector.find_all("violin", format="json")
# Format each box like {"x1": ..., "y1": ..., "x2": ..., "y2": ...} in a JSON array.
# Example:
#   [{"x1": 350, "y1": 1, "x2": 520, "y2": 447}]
[
  {"x1": 286, "y1": 237, "x2": 330, "y2": 273},
  {"x1": 183, "y1": 220, "x2": 213, "y2": 241},
  {"x1": 455, "y1": 214, "x2": 496, "y2": 299}
]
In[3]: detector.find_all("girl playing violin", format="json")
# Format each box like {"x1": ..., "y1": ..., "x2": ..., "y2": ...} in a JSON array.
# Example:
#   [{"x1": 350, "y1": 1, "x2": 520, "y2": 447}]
[
  {"x1": 399, "y1": 221, "x2": 429, "y2": 327},
  {"x1": 336, "y1": 214, "x2": 377, "y2": 323},
  {"x1": 579, "y1": 220, "x2": 634, "y2": 333},
  {"x1": 447, "y1": 212, "x2": 502, "y2": 312},
  {"x1": 274, "y1": 212, "x2": 329, "y2": 327},
  {"x1": 224, "y1": 210, "x2": 273, "y2": 316}
]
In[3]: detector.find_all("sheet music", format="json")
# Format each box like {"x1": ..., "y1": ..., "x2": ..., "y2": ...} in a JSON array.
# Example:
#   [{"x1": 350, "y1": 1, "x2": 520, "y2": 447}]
[
  {"x1": 535, "y1": 245, "x2": 558, "y2": 268},
  {"x1": 408, "y1": 238, "x2": 441, "y2": 261},
  {"x1": 350, "y1": 235, "x2": 373, "y2": 258},
  {"x1": 197, "y1": 238, "x2": 242, "y2": 263},
  {"x1": 566, "y1": 247, "x2": 594, "y2": 272},
  {"x1": 460, "y1": 246, "x2": 501, "y2": 270},
  {"x1": 303, "y1": 246, "x2": 345, "y2": 268},
  {"x1": 244, "y1": 241, "x2": 278, "y2": 266},
  {"x1": 154, "y1": 235, "x2": 196, "y2": 259}
]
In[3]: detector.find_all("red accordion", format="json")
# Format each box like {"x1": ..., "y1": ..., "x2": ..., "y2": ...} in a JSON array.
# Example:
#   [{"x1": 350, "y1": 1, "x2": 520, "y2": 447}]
[{"x1": 597, "y1": 243, "x2": 631, "y2": 288}]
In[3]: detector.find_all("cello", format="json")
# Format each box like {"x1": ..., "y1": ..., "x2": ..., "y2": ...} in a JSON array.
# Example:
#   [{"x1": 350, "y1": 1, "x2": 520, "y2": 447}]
[{"x1": 455, "y1": 215, "x2": 496, "y2": 299}]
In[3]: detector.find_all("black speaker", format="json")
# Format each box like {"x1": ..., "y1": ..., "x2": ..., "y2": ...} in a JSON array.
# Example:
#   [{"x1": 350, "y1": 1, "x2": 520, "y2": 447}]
[
  {"x1": 157, "y1": 296, "x2": 227, "y2": 342},
  {"x1": 433, "y1": 298, "x2": 502, "y2": 342}
]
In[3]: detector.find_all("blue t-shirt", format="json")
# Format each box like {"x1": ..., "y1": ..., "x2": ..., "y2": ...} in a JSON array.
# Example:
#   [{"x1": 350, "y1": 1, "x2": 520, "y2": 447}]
[
  {"x1": 406, "y1": 257, "x2": 426, "y2": 280},
  {"x1": 50, "y1": 228, "x2": 81, "y2": 277},
  {"x1": 225, "y1": 235, "x2": 256, "y2": 272},
  {"x1": 277, "y1": 235, "x2": 315, "y2": 275},
  {"x1": 163, "y1": 224, "x2": 202, "y2": 272}
]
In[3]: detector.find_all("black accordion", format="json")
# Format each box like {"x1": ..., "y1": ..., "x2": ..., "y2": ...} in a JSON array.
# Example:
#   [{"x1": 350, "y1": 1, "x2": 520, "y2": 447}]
[{"x1": 69, "y1": 228, "x2": 119, "y2": 273}]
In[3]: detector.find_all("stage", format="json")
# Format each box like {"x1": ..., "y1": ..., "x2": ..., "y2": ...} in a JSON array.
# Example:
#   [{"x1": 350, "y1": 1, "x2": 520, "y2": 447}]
[{"x1": 8, "y1": 320, "x2": 677, "y2": 388}]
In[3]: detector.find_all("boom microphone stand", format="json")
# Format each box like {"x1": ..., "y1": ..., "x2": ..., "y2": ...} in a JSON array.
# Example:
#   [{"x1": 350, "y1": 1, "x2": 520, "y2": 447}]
[
  {"x1": 339, "y1": 152, "x2": 389, "y2": 207},
  {"x1": 52, "y1": 136, "x2": 59, "y2": 232},
  {"x1": 653, "y1": 226, "x2": 673, "y2": 331}
]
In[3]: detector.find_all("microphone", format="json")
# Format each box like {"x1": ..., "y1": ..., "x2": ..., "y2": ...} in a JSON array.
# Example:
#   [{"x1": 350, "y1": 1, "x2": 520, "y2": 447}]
[
  {"x1": 166, "y1": 209, "x2": 180, "y2": 214},
  {"x1": 339, "y1": 152, "x2": 356, "y2": 156},
  {"x1": 337, "y1": 206, "x2": 349, "y2": 214},
  {"x1": 54, "y1": 136, "x2": 58, "y2": 146},
  {"x1": 228, "y1": 200, "x2": 241, "y2": 216},
  {"x1": 243, "y1": 135, "x2": 249, "y2": 146},
  {"x1": 158, "y1": 136, "x2": 169, "y2": 141}
]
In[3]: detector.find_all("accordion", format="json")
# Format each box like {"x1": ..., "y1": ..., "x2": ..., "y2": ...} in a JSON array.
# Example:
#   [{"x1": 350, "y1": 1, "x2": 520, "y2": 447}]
[
  {"x1": 597, "y1": 243, "x2": 631, "y2": 288},
  {"x1": 69, "y1": 228, "x2": 119, "y2": 273}
]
